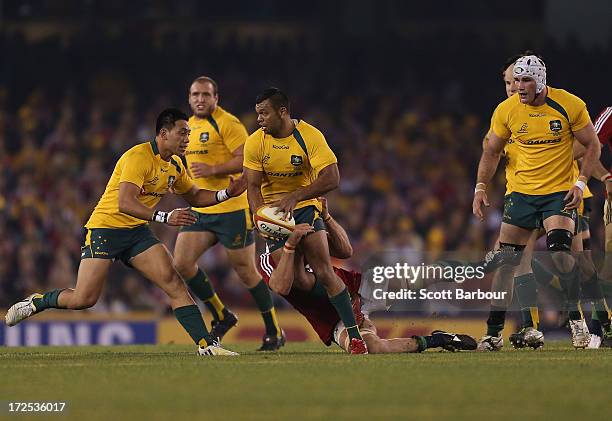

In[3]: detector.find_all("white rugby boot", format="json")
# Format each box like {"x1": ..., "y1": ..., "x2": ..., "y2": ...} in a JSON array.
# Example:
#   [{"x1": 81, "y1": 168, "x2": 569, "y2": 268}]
[
  {"x1": 5, "y1": 293, "x2": 42, "y2": 326},
  {"x1": 476, "y1": 335, "x2": 503, "y2": 351}
]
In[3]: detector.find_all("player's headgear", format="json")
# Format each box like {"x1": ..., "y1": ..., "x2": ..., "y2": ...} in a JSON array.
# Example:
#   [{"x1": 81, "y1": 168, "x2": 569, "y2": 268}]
[{"x1": 513, "y1": 55, "x2": 546, "y2": 94}]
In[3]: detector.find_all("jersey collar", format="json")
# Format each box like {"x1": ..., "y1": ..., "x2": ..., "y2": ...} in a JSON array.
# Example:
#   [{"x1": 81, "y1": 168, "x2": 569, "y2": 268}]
[{"x1": 149, "y1": 139, "x2": 160, "y2": 155}]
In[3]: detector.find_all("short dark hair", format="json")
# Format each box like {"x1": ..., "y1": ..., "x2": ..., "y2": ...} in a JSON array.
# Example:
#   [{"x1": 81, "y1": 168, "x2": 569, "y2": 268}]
[
  {"x1": 501, "y1": 50, "x2": 543, "y2": 75},
  {"x1": 155, "y1": 108, "x2": 188, "y2": 135},
  {"x1": 190, "y1": 76, "x2": 218, "y2": 95},
  {"x1": 256, "y1": 87, "x2": 290, "y2": 113}
]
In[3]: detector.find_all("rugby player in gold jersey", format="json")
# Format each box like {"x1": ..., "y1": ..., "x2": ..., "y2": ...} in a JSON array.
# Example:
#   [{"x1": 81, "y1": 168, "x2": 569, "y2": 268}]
[
  {"x1": 473, "y1": 55, "x2": 602, "y2": 348},
  {"x1": 243, "y1": 88, "x2": 367, "y2": 354},
  {"x1": 6, "y1": 109, "x2": 245, "y2": 356},
  {"x1": 173, "y1": 77, "x2": 284, "y2": 351}
]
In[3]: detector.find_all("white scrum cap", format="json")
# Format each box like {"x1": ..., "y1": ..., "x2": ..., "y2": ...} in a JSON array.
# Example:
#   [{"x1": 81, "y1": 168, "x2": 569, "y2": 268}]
[{"x1": 513, "y1": 55, "x2": 546, "y2": 94}]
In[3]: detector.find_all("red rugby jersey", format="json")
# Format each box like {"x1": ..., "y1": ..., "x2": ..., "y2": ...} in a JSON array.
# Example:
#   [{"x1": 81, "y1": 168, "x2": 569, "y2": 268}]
[
  {"x1": 258, "y1": 252, "x2": 363, "y2": 345},
  {"x1": 595, "y1": 107, "x2": 612, "y2": 154}
]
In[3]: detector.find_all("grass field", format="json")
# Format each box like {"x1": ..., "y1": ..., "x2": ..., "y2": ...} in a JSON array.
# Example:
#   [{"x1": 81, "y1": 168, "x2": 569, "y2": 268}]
[{"x1": 1, "y1": 342, "x2": 611, "y2": 421}]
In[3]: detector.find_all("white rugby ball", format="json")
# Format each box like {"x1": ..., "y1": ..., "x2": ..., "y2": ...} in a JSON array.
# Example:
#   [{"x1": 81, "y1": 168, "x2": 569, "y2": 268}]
[{"x1": 254, "y1": 206, "x2": 295, "y2": 239}]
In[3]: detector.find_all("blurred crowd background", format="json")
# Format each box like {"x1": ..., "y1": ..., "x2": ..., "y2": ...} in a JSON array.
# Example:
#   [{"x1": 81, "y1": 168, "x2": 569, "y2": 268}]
[{"x1": 1, "y1": 0, "x2": 611, "y2": 314}]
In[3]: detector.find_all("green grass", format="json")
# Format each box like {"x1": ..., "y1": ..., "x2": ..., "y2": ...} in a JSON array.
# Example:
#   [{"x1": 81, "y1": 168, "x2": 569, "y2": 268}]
[{"x1": 1, "y1": 342, "x2": 611, "y2": 420}]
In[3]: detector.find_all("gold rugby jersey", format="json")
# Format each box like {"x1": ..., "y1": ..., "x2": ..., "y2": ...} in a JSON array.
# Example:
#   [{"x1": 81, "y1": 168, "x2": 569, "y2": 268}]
[
  {"x1": 491, "y1": 87, "x2": 591, "y2": 195},
  {"x1": 186, "y1": 106, "x2": 249, "y2": 214},
  {"x1": 86, "y1": 141, "x2": 194, "y2": 229},
  {"x1": 243, "y1": 120, "x2": 337, "y2": 211}
]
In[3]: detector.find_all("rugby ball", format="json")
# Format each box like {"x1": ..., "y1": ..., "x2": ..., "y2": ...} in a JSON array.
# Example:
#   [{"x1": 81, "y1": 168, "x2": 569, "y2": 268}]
[{"x1": 254, "y1": 206, "x2": 295, "y2": 239}]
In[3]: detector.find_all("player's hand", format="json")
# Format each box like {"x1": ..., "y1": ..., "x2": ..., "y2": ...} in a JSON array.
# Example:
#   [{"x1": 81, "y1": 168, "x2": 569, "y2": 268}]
[
  {"x1": 271, "y1": 192, "x2": 299, "y2": 221},
  {"x1": 563, "y1": 186, "x2": 583, "y2": 210},
  {"x1": 167, "y1": 207, "x2": 197, "y2": 226},
  {"x1": 286, "y1": 223, "x2": 314, "y2": 247},
  {"x1": 472, "y1": 190, "x2": 490, "y2": 221},
  {"x1": 190, "y1": 162, "x2": 216, "y2": 178},
  {"x1": 319, "y1": 197, "x2": 330, "y2": 220},
  {"x1": 226, "y1": 174, "x2": 247, "y2": 197}
]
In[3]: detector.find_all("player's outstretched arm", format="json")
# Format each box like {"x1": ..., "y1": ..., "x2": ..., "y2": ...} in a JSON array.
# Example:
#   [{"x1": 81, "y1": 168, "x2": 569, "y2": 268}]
[
  {"x1": 181, "y1": 175, "x2": 247, "y2": 208},
  {"x1": 319, "y1": 197, "x2": 353, "y2": 259},
  {"x1": 565, "y1": 123, "x2": 601, "y2": 209},
  {"x1": 269, "y1": 224, "x2": 314, "y2": 295},
  {"x1": 272, "y1": 164, "x2": 340, "y2": 218},
  {"x1": 190, "y1": 146, "x2": 245, "y2": 178},
  {"x1": 244, "y1": 167, "x2": 265, "y2": 213},
  {"x1": 118, "y1": 182, "x2": 196, "y2": 226}
]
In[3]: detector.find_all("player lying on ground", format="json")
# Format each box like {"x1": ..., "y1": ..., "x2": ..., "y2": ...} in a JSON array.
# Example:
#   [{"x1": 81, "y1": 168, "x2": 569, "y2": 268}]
[
  {"x1": 5, "y1": 108, "x2": 243, "y2": 356},
  {"x1": 257, "y1": 203, "x2": 477, "y2": 354}
]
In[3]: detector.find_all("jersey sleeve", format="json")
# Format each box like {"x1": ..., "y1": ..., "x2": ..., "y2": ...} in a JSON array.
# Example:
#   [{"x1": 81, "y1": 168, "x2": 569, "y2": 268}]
[
  {"x1": 568, "y1": 95, "x2": 591, "y2": 132},
  {"x1": 490, "y1": 104, "x2": 511, "y2": 139},
  {"x1": 595, "y1": 107, "x2": 612, "y2": 145},
  {"x1": 172, "y1": 159, "x2": 195, "y2": 195},
  {"x1": 119, "y1": 149, "x2": 149, "y2": 188},
  {"x1": 307, "y1": 129, "x2": 338, "y2": 173},
  {"x1": 221, "y1": 116, "x2": 248, "y2": 153},
  {"x1": 243, "y1": 132, "x2": 263, "y2": 171}
]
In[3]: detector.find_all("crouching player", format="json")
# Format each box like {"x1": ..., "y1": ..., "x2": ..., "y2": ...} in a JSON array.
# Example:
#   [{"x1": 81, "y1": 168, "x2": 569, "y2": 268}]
[
  {"x1": 5, "y1": 109, "x2": 241, "y2": 356},
  {"x1": 258, "y1": 202, "x2": 477, "y2": 353}
]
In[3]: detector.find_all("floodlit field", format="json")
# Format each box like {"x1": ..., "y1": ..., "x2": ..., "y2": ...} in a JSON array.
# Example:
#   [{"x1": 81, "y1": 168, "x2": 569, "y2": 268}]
[{"x1": 1, "y1": 342, "x2": 611, "y2": 420}]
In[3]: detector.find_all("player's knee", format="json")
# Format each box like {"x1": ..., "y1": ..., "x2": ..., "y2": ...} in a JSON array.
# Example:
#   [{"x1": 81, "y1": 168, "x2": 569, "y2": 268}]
[
  {"x1": 310, "y1": 265, "x2": 335, "y2": 283},
  {"x1": 547, "y1": 229, "x2": 573, "y2": 252},
  {"x1": 232, "y1": 261, "x2": 259, "y2": 284},
  {"x1": 172, "y1": 256, "x2": 195, "y2": 279}
]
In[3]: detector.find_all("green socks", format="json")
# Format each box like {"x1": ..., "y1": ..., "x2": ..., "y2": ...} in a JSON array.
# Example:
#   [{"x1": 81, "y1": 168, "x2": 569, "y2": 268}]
[
  {"x1": 515, "y1": 273, "x2": 539, "y2": 329},
  {"x1": 174, "y1": 304, "x2": 214, "y2": 346},
  {"x1": 329, "y1": 288, "x2": 362, "y2": 340},
  {"x1": 32, "y1": 289, "x2": 65, "y2": 312},
  {"x1": 486, "y1": 306, "x2": 506, "y2": 337},
  {"x1": 248, "y1": 280, "x2": 281, "y2": 337},
  {"x1": 186, "y1": 269, "x2": 226, "y2": 321}
]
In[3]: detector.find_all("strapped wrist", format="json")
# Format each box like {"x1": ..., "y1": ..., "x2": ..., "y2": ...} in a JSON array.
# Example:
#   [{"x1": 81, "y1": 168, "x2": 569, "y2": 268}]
[
  {"x1": 574, "y1": 180, "x2": 586, "y2": 192},
  {"x1": 152, "y1": 210, "x2": 169, "y2": 223},
  {"x1": 601, "y1": 173, "x2": 612, "y2": 183},
  {"x1": 215, "y1": 189, "x2": 230, "y2": 203}
]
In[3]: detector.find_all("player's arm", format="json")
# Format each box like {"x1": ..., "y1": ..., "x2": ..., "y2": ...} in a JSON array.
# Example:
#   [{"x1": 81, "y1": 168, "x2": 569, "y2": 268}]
[
  {"x1": 190, "y1": 146, "x2": 245, "y2": 178},
  {"x1": 269, "y1": 224, "x2": 314, "y2": 295},
  {"x1": 180, "y1": 175, "x2": 246, "y2": 208},
  {"x1": 320, "y1": 197, "x2": 353, "y2": 259},
  {"x1": 564, "y1": 122, "x2": 601, "y2": 209},
  {"x1": 473, "y1": 131, "x2": 506, "y2": 221},
  {"x1": 574, "y1": 137, "x2": 612, "y2": 195},
  {"x1": 273, "y1": 164, "x2": 339, "y2": 218},
  {"x1": 245, "y1": 167, "x2": 265, "y2": 213},
  {"x1": 118, "y1": 182, "x2": 196, "y2": 226}
]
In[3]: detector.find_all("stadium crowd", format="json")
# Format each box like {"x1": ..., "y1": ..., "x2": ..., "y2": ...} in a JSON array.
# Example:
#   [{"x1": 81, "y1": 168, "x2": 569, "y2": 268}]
[{"x1": 1, "y1": 23, "x2": 610, "y2": 313}]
